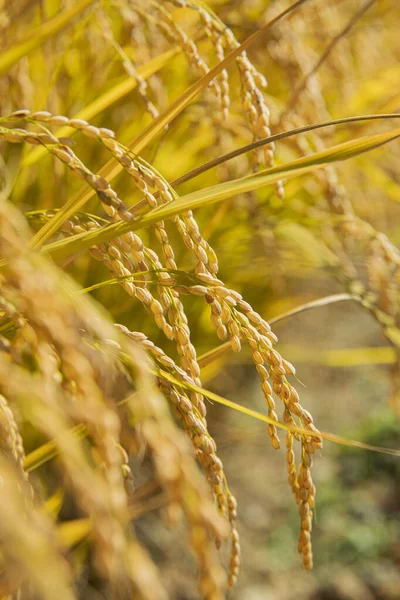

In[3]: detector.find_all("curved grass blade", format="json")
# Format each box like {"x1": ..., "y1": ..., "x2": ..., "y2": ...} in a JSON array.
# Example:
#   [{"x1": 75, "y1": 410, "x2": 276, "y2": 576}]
[
  {"x1": 157, "y1": 369, "x2": 400, "y2": 457},
  {"x1": 24, "y1": 362, "x2": 400, "y2": 477},
  {"x1": 57, "y1": 518, "x2": 92, "y2": 549},
  {"x1": 115, "y1": 113, "x2": 400, "y2": 220},
  {"x1": 24, "y1": 112, "x2": 400, "y2": 255},
  {"x1": 41, "y1": 126, "x2": 400, "y2": 263},
  {"x1": 173, "y1": 113, "x2": 400, "y2": 187}
]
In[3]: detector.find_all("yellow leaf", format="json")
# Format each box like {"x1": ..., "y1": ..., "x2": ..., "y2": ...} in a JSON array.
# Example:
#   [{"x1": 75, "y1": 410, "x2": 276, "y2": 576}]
[
  {"x1": 41, "y1": 126, "x2": 400, "y2": 263},
  {"x1": 57, "y1": 519, "x2": 91, "y2": 549}
]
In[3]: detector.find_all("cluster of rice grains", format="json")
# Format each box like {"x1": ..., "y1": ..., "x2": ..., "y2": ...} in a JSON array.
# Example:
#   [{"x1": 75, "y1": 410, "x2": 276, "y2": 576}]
[
  {"x1": 4, "y1": 0, "x2": 398, "y2": 598},
  {"x1": 0, "y1": 201, "x2": 232, "y2": 599},
  {"x1": 1, "y1": 90, "x2": 322, "y2": 559}
]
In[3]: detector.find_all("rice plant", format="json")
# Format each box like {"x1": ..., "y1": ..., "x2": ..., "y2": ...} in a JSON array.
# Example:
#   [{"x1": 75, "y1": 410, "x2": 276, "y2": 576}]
[{"x1": 0, "y1": 0, "x2": 399, "y2": 598}]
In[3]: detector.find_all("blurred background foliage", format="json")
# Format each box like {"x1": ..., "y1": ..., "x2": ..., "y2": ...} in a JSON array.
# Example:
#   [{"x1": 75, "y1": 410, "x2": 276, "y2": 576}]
[{"x1": 1, "y1": 0, "x2": 400, "y2": 598}]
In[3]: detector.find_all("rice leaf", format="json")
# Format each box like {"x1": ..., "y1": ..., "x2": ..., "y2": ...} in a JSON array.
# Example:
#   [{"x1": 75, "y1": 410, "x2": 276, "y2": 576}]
[{"x1": 41, "y1": 126, "x2": 400, "y2": 263}]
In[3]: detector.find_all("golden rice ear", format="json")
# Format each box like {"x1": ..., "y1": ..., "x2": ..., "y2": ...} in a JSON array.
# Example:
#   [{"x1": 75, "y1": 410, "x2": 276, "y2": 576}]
[
  {"x1": 0, "y1": 199, "x2": 230, "y2": 598},
  {"x1": 1, "y1": 0, "x2": 400, "y2": 596}
]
